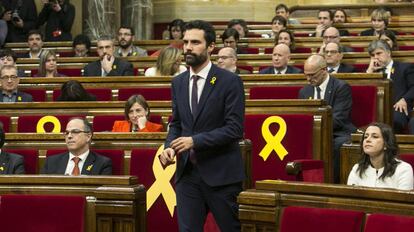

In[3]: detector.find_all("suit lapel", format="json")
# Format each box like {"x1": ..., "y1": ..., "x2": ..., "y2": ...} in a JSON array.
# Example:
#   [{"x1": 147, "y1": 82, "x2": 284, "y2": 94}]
[
  {"x1": 57, "y1": 153, "x2": 70, "y2": 174},
  {"x1": 0, "y1": 151, "x2": 8, "y2": 174},
  {"x1": 324, "y1": 77, "x2": 334, "y2": 104},
  {"x1": 179, "y1": 72, "x2": 193, "y2": 122},
  {"x1": 81, "y1": 151, "x2": 96, "y2": 175},
  {"x1": 193, "y1": 66, "x2": 216, "y2": 122}
]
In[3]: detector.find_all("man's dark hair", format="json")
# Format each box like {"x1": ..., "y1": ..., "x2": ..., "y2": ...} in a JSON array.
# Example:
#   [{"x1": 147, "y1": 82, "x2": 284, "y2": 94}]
[
  {"x1": 169, "y1": 19, "x2": 185, "y2": 39},
  {"x1": 227, "y1": 19, "x2": 249, "y2": 35},
  {"x1": 27, "y1": 30, "x2": 43, "y2": 41},
  {"x1": 68, "y1": 117, "x2": 93, "y2": 134},
  {"x1": 318, "y1": 10, "x2": 334, "y2": 21},
  {"x1": 275, "y1": 4, "x2": 289, "y2": 13},
  {"x1": 221, "y1": 28, "x2": 239, "y2": 42},
  {"x1": 119, "y1": 26, "x2": 135, "y2": 36},
  {"x1": 0, "y1": 49, "x2": 17, "y2": 62},
  {"x1": 72, "y1": 34, "x2": 91, "y2": 50},
  {"x1": 184, "y1": 20, "x2": 216, "y2": 46}
]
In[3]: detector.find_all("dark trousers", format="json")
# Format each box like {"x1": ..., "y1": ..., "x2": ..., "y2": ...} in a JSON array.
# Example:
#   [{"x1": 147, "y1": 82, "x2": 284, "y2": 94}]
[
  {"x1": 176, "y1": 163, "x2": 242, "y2": 232},
  {"x1": 334, "y1": 134, "x2": 351, "y2": 183},
  {"x1": 394, "y1": 110, "x2": 414, "y2": 134}
]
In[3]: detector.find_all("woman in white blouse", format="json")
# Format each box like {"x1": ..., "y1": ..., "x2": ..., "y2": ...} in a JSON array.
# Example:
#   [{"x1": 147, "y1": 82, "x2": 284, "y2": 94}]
[
  {"x1": 144, "y1": 46, "x2": 186, "y2": 77},
  {"x1": 347, "y1": 122, "x2": 413, "y2": 190}
]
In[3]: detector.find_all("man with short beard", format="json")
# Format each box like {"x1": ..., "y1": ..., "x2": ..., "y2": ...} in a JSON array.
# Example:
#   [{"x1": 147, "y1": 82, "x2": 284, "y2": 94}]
[
  {"x1": 20, "y1": 30, "x2": 43, "y2": 58},
  {"x1": 159, "y1": 20, "x2": 245, "y2": 231},
  {"x1": 114, "y1": 26, "x2": 147, "y2": 57}
]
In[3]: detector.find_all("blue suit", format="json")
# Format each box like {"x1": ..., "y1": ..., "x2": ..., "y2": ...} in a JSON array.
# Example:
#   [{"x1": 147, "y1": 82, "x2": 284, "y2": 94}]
[{"x1": 165, "y1": 63, "x2": 245, "y2": 231}]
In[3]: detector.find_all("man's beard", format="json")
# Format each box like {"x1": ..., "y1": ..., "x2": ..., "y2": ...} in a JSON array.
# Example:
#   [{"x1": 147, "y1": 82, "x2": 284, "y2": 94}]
[
  {"x1": 185, "y1": 50, "x2": 208, "y2": 67},
  {"x1": 119, "y1": 40, "x2": 132, "y2": 49}
]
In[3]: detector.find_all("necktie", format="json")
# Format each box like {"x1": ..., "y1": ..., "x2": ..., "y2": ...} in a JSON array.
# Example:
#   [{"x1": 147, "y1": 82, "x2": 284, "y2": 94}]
[
  {"x1": 316, "y1": 86, "x2": 322, "y2": 99},
  {"x1": 277, "y1": 71, "x2": 282, "y2": 74},
  {"x1": 191, "y1": 75, "x2": 200, "y2": 118},
  {"x1": 328, "y1": 68, "x2": 334, "y2": 73},
  {"x1": 72, "y1": 157, "x2": 81, "y2": 176}
]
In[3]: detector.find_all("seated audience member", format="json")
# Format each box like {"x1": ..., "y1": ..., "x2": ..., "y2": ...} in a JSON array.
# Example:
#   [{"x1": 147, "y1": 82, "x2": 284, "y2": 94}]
[
  {"x1": 323, "y1": 42, "x2": 356, "y2": 73},
  {"x1": 112, "y1": 94, "x2": 163, "y2": 132},
  {"x1": 144, "y1": 46, "x2": 186, "y2": 76},
  {"x1": 379, "y1": 30, "x2": 398, "y2": 51},
  {"x1": 366, "y1": 40, "x2": 414, "y2": 134},
  {"x1": 360, "y1": 8, "x2": 391, "y2": 36},
  {"x1": 320, "y1": 27, "x2": 353, "y2": 53},
  {"x1": 57, "y1": 80, "x2": 96, "y2": 101},
  {"x1": 20, "y1": 30, "x2": 43, "y2": 58},
  {"x1": 299, "y1": 54, "x2": 356, "y2": 183},
  {"x1": 276, "y1": 29, "x2": 296, "y2": 52},
  {"x1": 221, "y1": 28, "x2": 246, "y2": 54},
  {"x1": 260, "y1": 44, "x2": 302, "y2": 74},
  {"x1": 42, "y1": 118, "x2": 112, "y2": 175},
  {"x1": 83, "y1": 35, "x2": 134, "y2": 76},
  {"x1": 275, "y1": 4, "x2": 299, "y2": 24},
  {"x1": 37, "y1": 0, "x2": 75, "y2": 41},
  {"x1": 333, "y1": 9, "x2": 348, "y2": 24},
  {"x1": 313, "y1": 10, "x2": 349, "y2": 37},
  {"x1": 0, "y1": 65, "x2": 32, "y2": 102},
  {"x1": 263, "y1": 15, "x2": 287, "y2": 39},
  {"x1": 115, "y1": 26, "x2": 147, "y2": 57},
  {"x1": 227, "y1": 19, "x2": 248, "y2": 38},
  {"x1": 2, "y1": 0, "x2": 37, "y2": 43},
  {"x1": 348, "y1": 122, "x2": 413, "y2": 190},
  {"x1": 72, "y1": 34, "x2": 91, "y2": 57},
  {"x1": 0, "y1": 49, "x2": 25, "y2": 76},
  {"x1": 168, "y1": 19, "x2": 185, "y2": 40},
  {"x1": 217, "y1": 47, "x2": 251, "y2": 74},
  {"x1": 37, "y1": 50, "x2": 66, "y2": 77},
  {"x1": 0, "y1": 122, "x2": 25, "y2": 174}
]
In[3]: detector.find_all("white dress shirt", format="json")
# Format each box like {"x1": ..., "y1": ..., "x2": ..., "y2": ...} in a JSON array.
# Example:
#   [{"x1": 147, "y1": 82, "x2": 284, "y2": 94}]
[
  {"x1": 314, "y1": 75, "x2": 330, "y2": 99},
  {"x1": 188, "y1": 61, "x2": 212, "y2": 112},
  {"x1": 64, "y1": 150, "x2": 90, "y2": 175}
]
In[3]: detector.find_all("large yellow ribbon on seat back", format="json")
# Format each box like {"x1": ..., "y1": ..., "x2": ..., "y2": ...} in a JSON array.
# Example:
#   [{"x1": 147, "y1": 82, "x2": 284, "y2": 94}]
[
  {"x1": 146, "y1": 145, "x2": 177, "y2": 217},
  {"x1": 258, "y1": 116, "x2": 288, "y2": 161},
  {"x1": 36, "y1": 116, "x2": 61, "y2": 133}
]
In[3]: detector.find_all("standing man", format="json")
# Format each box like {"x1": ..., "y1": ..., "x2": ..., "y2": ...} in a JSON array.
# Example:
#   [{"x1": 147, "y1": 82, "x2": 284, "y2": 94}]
[
  {"x1": 115, "y1": 26, "x2": 147, "y2": 57},
  {"x1": 299, "y1": 55, "x2": 356, "y2": 183},
  {"x1": 41, "y1": 118, "x2": 112, "y2": 175},
  {"x1": 259, "y1": 44, "x2": 302, "y2": 74},
  {"x1": 1, "y1": 0, "x2": 37, "y2": 42},
  {"x1": 366, "y1": 40, "x2": 414, "y2": 133},
  {"x1": 159, "y1": 20, "x2": 245, "y2": 231},
  {"x1": 83, "y1": 35, "x2": 134, "y2": 76},
  {"x1": 37, "y1": 0, "x2": 75, "y2": 41}
]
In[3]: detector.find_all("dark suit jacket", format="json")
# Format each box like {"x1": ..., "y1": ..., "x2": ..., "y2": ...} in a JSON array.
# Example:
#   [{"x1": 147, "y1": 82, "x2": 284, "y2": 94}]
[
  {"x1": 165, "y1": 64, "x2": 245, "y2": 187},
  {"x1": 0, "y1": 151, "x2": 25, "y2": 174},
  {"x1": 259, "y1": 65, "x2": 303, "y2": 74},
  {"x1": 337, "y1": 63, "x2": 356, "y2": 73},
  {"x1": 360, "y1": 28, "x2": 398, "y2": 36},
  {"x1": 2, "y1": 0, "x2": 38, "y2": 42},
  {"x1": 235, "y1": 67, "x2": 251, "y2": 74},
  {"x1": 299, "y1": 76, "x2": 356, "y2": 136},
  {"x1": 390, "y1": 61, "x2": 414, "y2": 108},
  {"x1": 41, "y1": 151, "x2": 112, "y2": 175},
  {"x1": 0, "y1": 91, "x2": 33, "y2": 102},
  {"x1": 83, "y1": 58, "x2": 134, "y2": 76}
]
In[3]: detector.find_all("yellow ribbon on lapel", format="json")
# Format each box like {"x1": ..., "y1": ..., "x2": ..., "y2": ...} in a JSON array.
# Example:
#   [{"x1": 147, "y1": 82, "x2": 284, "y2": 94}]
[
  {"x1": 36, "y1": 116, "x2": 61, "y2": 133},
  {"x1": 146, "y1": 145, "x2": 177, "y2": 217},
  {"x1": 258, "y1": 116, "x2": 288, "y2": 161}
]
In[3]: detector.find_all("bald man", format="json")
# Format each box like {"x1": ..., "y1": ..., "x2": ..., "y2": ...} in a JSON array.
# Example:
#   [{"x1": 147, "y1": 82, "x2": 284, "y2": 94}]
[
  {"x1": 319, "y1": 27, "x2": 353, "y2": 53},
  {"x1": 217, "y1": 47, "x2": 251, "y2": 74},
  {"x1": 259, "y1": 44, "x2": 302, "y2": 74},
  {"x1": 299, "y1": 54, "x2": 356, "y2": 183}
]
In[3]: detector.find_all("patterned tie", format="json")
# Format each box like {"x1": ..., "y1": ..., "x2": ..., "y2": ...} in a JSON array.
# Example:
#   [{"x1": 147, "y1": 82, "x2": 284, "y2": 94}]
[
  {"x1": 191, "y1": 75, "x2": 200, "y2": 118},
  {"x1": 316, "y1": 86, "x2": 322, "y2": 99},
  {"x1": 72, "y1": 157, "x2": 81, "y2": 176}
]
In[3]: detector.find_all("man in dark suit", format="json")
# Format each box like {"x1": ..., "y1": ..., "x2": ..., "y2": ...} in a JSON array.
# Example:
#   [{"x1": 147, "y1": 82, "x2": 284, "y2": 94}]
[
  {"x1": 159, "y1": 20, "x2": 245, "y2": 231},
  {"x1": 299, "y1": 54, "x2": 356, "y2": 183},
  {"x1": 41, "y1": 118, "x2": 112, "y2": 175},
  {"x1": 217, "y1": 47, "x2": 251, "y2": 74},
  {"x1": 1, "y1": 0, "x2": 37, "y2": 43},
  {"x1": 366, "y1": 40, "x2": 414, "y2": 134},
  {"x1": 0, "y1": 122, "x2": 25, "y2": 174},
  {"x1": 83, "y1": 35, "x2": 134, "y2": 76},
  {"x1": 259, "y1": 44, "x2": 302, "y2": 74},
  {"x1": 323, "y1": 42, "x2": 356, "y2": 73},
  {"x1": 19, "y1": 30, "x2": 43, "y2": 58},
  {"x1": 0, "y1": 65, "x2": 32, "y2": 102}
]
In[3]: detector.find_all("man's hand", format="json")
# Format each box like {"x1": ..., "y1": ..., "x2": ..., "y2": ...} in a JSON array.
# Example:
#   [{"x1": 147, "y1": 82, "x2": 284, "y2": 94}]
[
  {"x1": 52, "y1": 3, "x2": 62, "y2": 12},
  {"x1": 394, "y1": 98, "x2": 408, "y2": 116},
  {"x1": 159, "y1": 148, "x2": 176, "y2": 166},
  {"x1": 366, "y1": 58, "x2": 384, "y2": 73},
  {"x1": 170, "y1": 137, "x2": 194, "y2": 154},
  {"x1": 315, "y1": 24, "x2": 326, "y2": 37},
  {"x1": 319, "y1": 42, "x2": 326, "y2": 55},
  {"x1": 101, "y1": 54, "x2": 114, "y2": 73},
  {"x1": 13, "y1": 17, "x2": 24, "y2": 28}
]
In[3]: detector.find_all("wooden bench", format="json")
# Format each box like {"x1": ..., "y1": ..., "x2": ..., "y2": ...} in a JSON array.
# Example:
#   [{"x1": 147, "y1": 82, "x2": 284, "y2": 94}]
[{"x1": 238, "y1": 180, "x2": 414, "y2": 232}]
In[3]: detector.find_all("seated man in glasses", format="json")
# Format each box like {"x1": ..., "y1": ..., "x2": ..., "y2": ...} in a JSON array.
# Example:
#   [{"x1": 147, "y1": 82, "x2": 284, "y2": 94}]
[
  {"x1": 41, "y1": 118, "x2": 112, "y2": 175},
  {"x1": 323, "y1": 42, "x2": 356, "y2": 73},
  {"x1": 217, "y1": 47, "x2": 251, "y2": 74},
  {"x1": 319, "y1": 27, "x2": 353, "y2": 53},
  {"x1": 0, "y1": 65, "x2": 32, "y2": 102},
  {"x1": 299, "y1": 54, "x2": 356, "y2": 183}
]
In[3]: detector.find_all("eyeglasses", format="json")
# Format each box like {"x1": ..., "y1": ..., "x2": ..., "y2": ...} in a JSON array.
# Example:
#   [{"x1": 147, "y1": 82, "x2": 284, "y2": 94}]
[
  {"x1": 304, "y1": 67, "x2": 325, "y2": 78},
  {"x1": 324, "y1": 50, "x2": 339, "y2": 55},
  {"x1": 0, "y1": 75, "x2": 18, "y2": 80},
  {"x1": 217, "y1": 56, "x2": 234, "y2": 60},
  {"x1": 63, "y1": 129, "x2": 90, "y2": 136}
]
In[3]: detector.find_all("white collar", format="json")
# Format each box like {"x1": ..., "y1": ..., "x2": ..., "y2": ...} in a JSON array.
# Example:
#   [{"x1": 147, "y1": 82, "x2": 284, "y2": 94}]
[
  {"x1": 189, "y1": 61, "x2": 212, "y2": 80},
  {"x1": 69, "y1": 149, "x2": 90, "y2": 162}
]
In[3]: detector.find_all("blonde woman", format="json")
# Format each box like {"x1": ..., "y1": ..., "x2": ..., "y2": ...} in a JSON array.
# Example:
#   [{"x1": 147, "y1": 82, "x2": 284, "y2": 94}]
[
  {"x1": 144, "y1": 46, "x2": 186, "y2": 76},
  {"x1": 37, "y1": 50, "x2": 65, "y2": 77}
]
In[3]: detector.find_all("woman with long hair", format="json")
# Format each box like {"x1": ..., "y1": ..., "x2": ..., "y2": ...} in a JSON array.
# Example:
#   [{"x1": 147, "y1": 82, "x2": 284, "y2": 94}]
[{"x1": 145, "y1": 46, "x2": 186, "y2": 76}]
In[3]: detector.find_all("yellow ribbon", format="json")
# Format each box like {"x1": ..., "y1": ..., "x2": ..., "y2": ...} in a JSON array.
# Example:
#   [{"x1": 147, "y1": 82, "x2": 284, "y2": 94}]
[
  {"x1": 36, "y1": 116, "x2": 61, "y2": 133},
  {"x1": 146, "y1": 145, "x2": 177, "y2": 217},
  {"x1": 210, "y1": 76, "x2": 216, "y2": 85},
  {"x1": 258, "y1": 116, "x2": 288, "y2": 161}
]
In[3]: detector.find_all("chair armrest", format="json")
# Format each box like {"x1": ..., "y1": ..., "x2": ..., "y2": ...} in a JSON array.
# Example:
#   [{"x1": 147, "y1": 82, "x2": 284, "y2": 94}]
[{"x1": 286, "y1": 159, "x2": 324, "y2": 183}]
